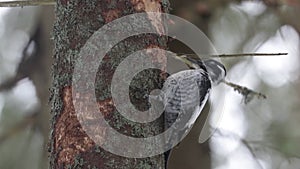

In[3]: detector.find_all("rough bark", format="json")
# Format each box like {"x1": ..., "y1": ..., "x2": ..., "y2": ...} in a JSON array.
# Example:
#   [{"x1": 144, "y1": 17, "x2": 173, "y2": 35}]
[{"x1": 50, "y1": 0, "x2": 169, "y2": 168}]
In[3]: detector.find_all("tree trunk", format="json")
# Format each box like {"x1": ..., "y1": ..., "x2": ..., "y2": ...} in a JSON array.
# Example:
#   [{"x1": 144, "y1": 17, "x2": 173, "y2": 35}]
[{"x1": 50, "y1": 0, "x2": 169, "y2": 168}]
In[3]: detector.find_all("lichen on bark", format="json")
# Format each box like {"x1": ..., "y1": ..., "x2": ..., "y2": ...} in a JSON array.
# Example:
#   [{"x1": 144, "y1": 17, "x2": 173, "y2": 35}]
[{"x1": 50, "y1": 0, "x2": 170, "y2": 168}]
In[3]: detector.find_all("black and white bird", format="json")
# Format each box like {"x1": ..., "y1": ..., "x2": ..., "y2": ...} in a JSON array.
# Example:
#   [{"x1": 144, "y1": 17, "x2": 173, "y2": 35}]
[
  {"x1": 152, "y1": 52, "x2": 283, "y2": 168},
  {"x1": 150, "y1": 54, "x2": 226, "y2": 168}
]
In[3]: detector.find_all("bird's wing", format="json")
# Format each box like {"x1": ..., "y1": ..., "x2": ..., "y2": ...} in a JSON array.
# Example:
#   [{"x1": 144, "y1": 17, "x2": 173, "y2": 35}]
[{"x1": 162, "y1": 69, "x2": 211, "y2": 134}]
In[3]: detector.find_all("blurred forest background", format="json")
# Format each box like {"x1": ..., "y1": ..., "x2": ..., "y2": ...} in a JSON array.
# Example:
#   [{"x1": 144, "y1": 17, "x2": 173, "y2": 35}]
[{"x1": 0, "y1": 0, "x2": 299, "y2": 169}]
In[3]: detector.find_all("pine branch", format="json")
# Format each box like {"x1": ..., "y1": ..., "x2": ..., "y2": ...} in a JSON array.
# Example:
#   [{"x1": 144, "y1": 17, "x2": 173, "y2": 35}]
[
  {"x1": 222, "y1": 80, "x2": 267, "y2": 104},
  {"x1": 179, "y1": 52, "x2": 288, "y2": 59},
  {"x1": 213, "y1": 52, "x2": 287, "y2": 58}
]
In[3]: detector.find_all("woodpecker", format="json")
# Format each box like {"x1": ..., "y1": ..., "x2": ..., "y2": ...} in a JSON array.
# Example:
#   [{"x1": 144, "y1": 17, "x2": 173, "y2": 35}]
[
  {"x1": 162, "y1": 54, "x2": 226, "y2": 133},
  {"x1": 151, "y1": 54, "x2": 226, "y2": 168}
]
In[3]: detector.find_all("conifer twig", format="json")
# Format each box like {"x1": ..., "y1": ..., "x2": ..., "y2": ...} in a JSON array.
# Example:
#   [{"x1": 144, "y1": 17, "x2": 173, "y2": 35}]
[
  {"x1": 222, "y1": 80, "x2": 266, "y2": 104},
  {"x1": 179, "y1": 52, "x2": 288, "y2": 59},
  {"x1": 211, "y1": 52, "x2": 287, "y2": 58}
]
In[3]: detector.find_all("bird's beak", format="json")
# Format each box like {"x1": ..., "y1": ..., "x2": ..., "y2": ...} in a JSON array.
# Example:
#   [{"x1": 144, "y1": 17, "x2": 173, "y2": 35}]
[{"x1": 172, "y1": 54, "x2": 195, "y2": 68}]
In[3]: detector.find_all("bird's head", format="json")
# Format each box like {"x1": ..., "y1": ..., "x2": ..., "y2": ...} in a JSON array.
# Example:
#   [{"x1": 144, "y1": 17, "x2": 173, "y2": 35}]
[
  {"x1": 203, "y1": 59, "x2": 226, "y2": 85},
  {"x1": 173, "y1": 54, "x2": 226, "y2": 85}
]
